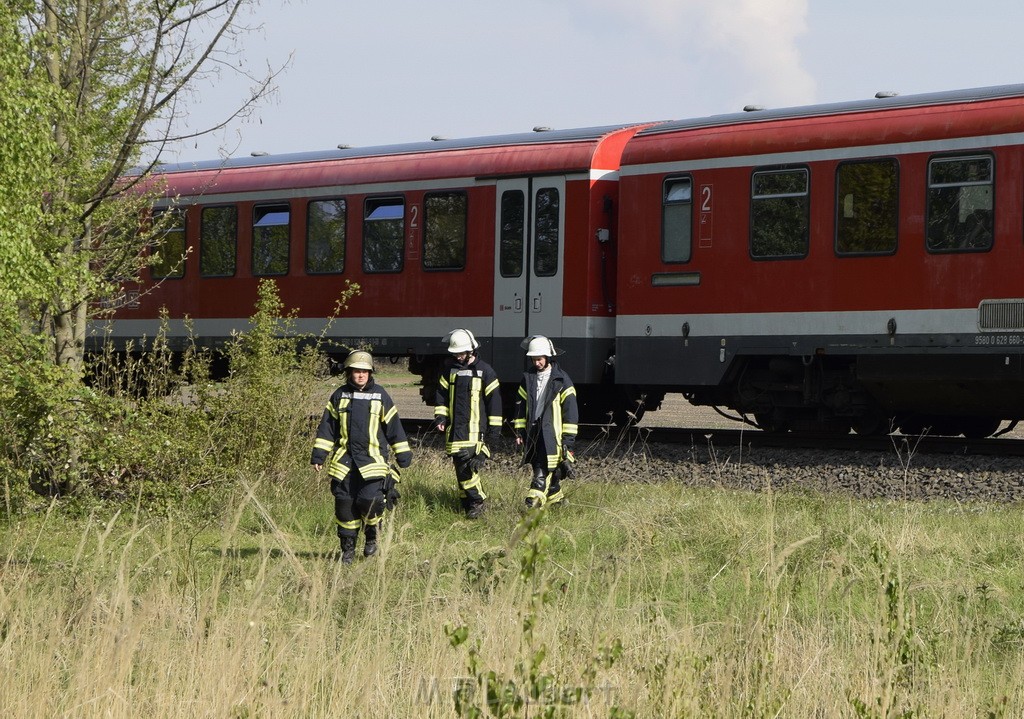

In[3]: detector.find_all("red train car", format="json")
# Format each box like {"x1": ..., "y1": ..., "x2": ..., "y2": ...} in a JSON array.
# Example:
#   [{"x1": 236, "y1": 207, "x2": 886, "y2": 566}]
[
  {"x1": 98, "y1": 125, "x2": 647, "y2": 417},
  {"x1": 615, "y1": 84, "x2": 1024, "y2": 435},
  {"x1": 100, "y1": 84, "x2": 1024, "y2": 434}
]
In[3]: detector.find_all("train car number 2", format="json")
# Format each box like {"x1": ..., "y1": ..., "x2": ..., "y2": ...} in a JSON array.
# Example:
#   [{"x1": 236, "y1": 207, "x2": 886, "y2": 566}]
[
  {"x1": 406, "y1": 204, "x2": 420, "y2": 260},
  {"x1": 698, "y1": 184, "x2": 713, "y2": 248}
]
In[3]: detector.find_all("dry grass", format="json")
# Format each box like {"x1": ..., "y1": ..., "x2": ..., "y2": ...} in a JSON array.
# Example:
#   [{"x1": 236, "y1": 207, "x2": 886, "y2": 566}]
[{"x1": 3, "y1": 455, "x2": 1024, "y2": 717}]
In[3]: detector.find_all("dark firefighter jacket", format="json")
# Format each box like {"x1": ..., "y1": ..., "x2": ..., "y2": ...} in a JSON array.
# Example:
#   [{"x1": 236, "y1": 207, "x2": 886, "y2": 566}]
[
  {"x1": 513, "y1": 364, "x2": 579, "y2": 470},
  {"x1": 311, "y1": 378, "x2": 412, "y2": 481},
  {"x1": 433, "y1": 356, "x2": 503, "y2": 455}
]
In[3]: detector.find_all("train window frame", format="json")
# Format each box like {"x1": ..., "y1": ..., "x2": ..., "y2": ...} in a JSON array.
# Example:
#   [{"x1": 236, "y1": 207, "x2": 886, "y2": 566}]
[
  {"x1": 150, "y1": 207, "x2": 187, "y2": 279},
  {"x1": 362, "y1": 196, "x2": 405, "y2": 274},
  {"x1": 749, "y1": 166, "x2": 810, "y2": 260},
  {"x1": 925, "y1": 153, "x2": 994, "y2": 254},
  {"x1": 834, "y1": 158, "x2": 899, "y2": 257},
  {"x1": 306, "y1": 198, "x2": 347, "y2": 275},
  {"x1": 533, "y1": 186, "x2": 560, "y2": 278},
  {"x1": 199, "y1": 204, "x2": 238, "y2": 278},
  {"x1": 662, "y1": 176, "x2": 693, "y2": 263},
  {"x1": 499, "y1": 189, "x2": 525, "y2": 278},
  {"x1": 252, "y1": 203, "x2": 291, "y2": 277},
  {"x1": 422, "y1": 191, "x2": 468, "y2": 271}
]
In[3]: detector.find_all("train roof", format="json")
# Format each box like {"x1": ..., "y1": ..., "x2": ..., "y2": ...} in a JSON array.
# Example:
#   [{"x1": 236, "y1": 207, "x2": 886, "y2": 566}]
[
  {"x1": 145, "y1": 85, "x2": 1024, "y2": 177},
  {"x1": 636, "y1": 84, "x2": 1024, "y2": 138},
  {"x1": 149, "y1": 123, "x2": 646, "y2": 175}
]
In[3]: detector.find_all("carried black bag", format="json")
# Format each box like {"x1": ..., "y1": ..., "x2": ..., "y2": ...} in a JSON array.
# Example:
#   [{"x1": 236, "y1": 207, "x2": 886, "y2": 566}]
[{"x1": 383, "y1": 467, "x2": 401, "y2": 509}]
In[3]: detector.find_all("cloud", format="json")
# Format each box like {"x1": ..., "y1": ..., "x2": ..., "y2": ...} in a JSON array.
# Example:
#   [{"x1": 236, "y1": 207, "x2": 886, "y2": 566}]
[
  {"x1": 579, "y1": 0, "x2": 814, "y2": 109},
  {"x1": 701, "y1": 0, "x2": 814, "y2": 106}
]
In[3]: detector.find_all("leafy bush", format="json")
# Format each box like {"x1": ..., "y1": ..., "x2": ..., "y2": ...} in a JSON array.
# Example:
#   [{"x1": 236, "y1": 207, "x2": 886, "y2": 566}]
[{"x1": 1, "y1": 278, "x2": 359, "y2": 518}]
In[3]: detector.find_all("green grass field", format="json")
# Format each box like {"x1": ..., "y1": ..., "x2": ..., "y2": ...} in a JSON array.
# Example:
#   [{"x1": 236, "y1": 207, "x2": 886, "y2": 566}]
[{"x1": 4, "y1": 438, "x2": 1024, "y2": 717}]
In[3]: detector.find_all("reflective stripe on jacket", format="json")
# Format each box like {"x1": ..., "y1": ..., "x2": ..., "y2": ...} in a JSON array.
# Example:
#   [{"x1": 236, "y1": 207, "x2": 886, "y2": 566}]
[
  {"x1": 312, "y1": 379, "x2": 412, "y2": 480},
  {"x1": 513, "y1": 364, "x2": 578, "y2": 470},
  {"x1": 433, "y1": 357, "x2": 502, "y2": 454}
]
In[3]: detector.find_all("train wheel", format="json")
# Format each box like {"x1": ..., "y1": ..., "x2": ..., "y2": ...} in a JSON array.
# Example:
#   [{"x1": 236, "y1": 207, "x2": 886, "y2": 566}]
[
  {"x1": 897, "y1": 417, "x2": 927, "y2": 436},
  {"x1": 961, "y1": 418, "x2": 1001, "y2": 439},
  {"x1": 754, "y1": 412, "x2": 789, "y2": 433},
  {"x1": 575, "y1": 386, "x2": 614, "y2": 425},
  {"x1": 612, "y1": 387, "x2": 647, "y2": 427},
  {"x1": 612, "y1": 403, "x2": 646, "y2": 427},
  {"x1": 852, "y1": 413, "x2": 891, "y2": 436}
]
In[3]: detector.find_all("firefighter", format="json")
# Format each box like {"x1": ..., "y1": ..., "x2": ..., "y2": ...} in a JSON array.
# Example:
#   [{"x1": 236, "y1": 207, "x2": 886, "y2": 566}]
[
  {"x1": 433, "y1": 328, "x2": 502, "y2": 519},
  {"x1": 311, "y1": 350, "x2": 412, "y2": 564},
  {"x1": 513, "y1": 335, "x2": 579, "y2": 508}
]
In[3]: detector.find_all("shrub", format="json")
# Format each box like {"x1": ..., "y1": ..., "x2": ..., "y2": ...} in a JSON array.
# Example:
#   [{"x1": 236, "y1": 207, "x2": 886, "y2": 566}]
[{"x1": 1, "y1": 278, "x2": 359, "y2": 517}]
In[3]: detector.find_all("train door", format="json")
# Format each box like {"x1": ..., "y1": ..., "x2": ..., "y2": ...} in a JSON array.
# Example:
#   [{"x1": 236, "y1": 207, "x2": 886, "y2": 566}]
[{"x1": 492, "y1": 177, "x2": 566, "y2": 379}]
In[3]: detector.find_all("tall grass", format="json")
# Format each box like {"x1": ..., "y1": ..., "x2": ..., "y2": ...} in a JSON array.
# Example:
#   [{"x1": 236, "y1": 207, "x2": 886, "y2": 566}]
[
  {"x1": 4, "y1": 454, "x2": 1024, "y2": 717},
  {"x1": 5, "y1": 282, "x2": 1024, "y2": 715}
]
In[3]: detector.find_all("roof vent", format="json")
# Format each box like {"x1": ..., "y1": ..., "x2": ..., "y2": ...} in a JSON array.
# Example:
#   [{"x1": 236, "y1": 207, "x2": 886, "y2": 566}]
[
  {"x1": 336, "y1": 143, "x2": 352, "y2": 150},
  {"x1": 742, "y1": 105, "x2": 765, "y2": 112},
  {"x1": 533, "y1": 126, "x2": 552, "y2": 132},
  {"x1": 875, "y1": 90, "x2": 899, "y2": 99},
  {"x1": 250, "y1": 151, "x2": 269, "y2": 157},
  {"x1": 430, "y1": 135, "x2": 448, "y2": 141}
]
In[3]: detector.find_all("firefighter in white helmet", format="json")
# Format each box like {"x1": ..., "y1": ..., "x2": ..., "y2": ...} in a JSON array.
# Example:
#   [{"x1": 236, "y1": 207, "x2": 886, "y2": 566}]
[
  {"x1": 513, "y1": 335, "x2": 579, "y2": 508},
  {"x1": 312, "y1": 350, "x2": 412, "y2": 564},
  {"x1": 433, "y1": 328, "x2": 502, "y2": 519}
]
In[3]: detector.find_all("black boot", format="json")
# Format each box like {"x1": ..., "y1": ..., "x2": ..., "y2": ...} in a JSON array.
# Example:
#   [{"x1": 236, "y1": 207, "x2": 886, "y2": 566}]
[
  {"x1": 339, "y1": 536, "x2": 356, "y2": 565},
  {"x1": 363, "y1": 525, "x2": 378, "y2": 558},
  {"x1": 525, "y1": 468, "x2": 546, "y2": 509}
]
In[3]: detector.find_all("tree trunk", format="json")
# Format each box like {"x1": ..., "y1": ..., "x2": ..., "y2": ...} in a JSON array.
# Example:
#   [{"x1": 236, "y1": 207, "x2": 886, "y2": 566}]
[{"x1": 53, "y1": 299, "x2": 86, "y2": 379}]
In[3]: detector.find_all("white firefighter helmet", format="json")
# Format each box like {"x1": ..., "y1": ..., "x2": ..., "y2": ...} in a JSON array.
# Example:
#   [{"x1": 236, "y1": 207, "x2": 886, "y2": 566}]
[
  {"x1": 522, "y1": 335, "x2": 558, "y2": 358},
  {"x1": 343, "y1": 350, "x2": 374, "y2": 372},
  {"x1": 445, "y1": 328, "x2": 479, "y2": 354}
]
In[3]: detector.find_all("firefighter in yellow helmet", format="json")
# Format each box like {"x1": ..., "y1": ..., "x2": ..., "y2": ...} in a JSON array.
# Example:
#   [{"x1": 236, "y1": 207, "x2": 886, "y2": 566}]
[
  {"x1": 513, "y1": 335, "x2": 578, "y2": 508},
  {"x1": 433, "y1": 328, "x2": 502, "y2": 519},
  {"x1": 312, "y1": 350, "x2": 412, "y2": 564}
]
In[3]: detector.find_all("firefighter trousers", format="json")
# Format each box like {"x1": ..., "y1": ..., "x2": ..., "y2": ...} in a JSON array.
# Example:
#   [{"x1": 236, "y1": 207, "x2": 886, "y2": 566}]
[{"x1": 331, "y1": 471, "x2": 385, "y2": 539}]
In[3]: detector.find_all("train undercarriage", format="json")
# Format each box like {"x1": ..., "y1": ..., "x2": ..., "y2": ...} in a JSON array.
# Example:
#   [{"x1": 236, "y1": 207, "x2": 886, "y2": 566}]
[
  {"x1": 678, "y1": 353, "x2": 1015, "y2": 439},
  {"x1": 369, "y1": 349, "x2": 1017, "y2": 439}
]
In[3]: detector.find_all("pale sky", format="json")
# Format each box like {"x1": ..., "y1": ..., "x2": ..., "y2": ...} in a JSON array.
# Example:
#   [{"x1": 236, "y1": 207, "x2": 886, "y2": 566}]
[{"x1": 165, "y1": 0, "x2": 1024, "y2": 163}]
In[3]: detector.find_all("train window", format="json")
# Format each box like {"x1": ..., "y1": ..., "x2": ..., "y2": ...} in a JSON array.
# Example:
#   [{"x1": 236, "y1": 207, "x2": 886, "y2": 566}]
[
  {"x1": 307, "y1": 199, "x2": 346, "y2": 274},
  {"x1": 835, "y1": 159, "x2": 898, "y2": 255},
  {"x1": 363, "y1": 197, "x2": 404, "y2": 273},
  {"x1": 199, "y1": 205, "x2": 237, "y2": 277},
  {"x1": 150, "y1": 208, "x2": 186, "y2": 279},
  {"x1": 252, "y1": 204, "x2": 290, "y2": 276},
  {"x1": 499, "y1": 190, "x2": 525, "y2": 278},
  {"x1": 662, "y1": 177, "x2": 692, "y2": 263},
  {"x1": 423, "y1": 192, "x2": 467, "y2": 270},
  {"x1": 750, "y1": 168, "x2": 809, "y2": 259},
  {"x1": 534, "y1": 187, "x2": 560, "y2": 277},
  {"x1": 926, "y1": 155, "x2": 993, "y2": 252}
]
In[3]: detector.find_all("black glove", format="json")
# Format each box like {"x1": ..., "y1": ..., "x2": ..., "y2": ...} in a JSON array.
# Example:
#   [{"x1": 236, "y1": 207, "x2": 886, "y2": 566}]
[
  {"x1": 559, "y1": 448, "x2": 576, "y2": 480},
  {"x1": 384, "y1": 468, "x2": 401, "y2": 508},
  {"x1": 485, "y1": 428, "x2": 500, "y2": 447},
  {"x1": 469, "y1": 452, "x2": 488, "y2": 473}
]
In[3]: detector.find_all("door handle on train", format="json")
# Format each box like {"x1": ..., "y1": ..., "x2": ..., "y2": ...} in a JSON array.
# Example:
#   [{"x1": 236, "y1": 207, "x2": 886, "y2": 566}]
[{"x1": 532, "y1": 294, "x2": 542, "y2": 312}]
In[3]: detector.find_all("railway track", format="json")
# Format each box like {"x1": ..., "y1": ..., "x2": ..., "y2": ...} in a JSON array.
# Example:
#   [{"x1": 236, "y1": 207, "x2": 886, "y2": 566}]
[
  {"x1": 402, "y1": 418, "x2": 1024, "y2": 457},
  {"x1": 399, "y1": 415, "x2": 1024, "y2": 503},
  {"x1": 611, "y1": 426, "x2": 1024, "y2": 457}
]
